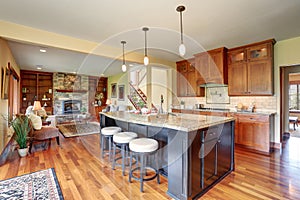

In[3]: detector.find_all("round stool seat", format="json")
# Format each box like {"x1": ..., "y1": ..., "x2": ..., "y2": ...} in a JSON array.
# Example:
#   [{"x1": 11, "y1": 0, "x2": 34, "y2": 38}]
[
  {"x1": 113, "y1": 132, "x2": 138, "y2": 144},
  {"x1": 101, "y1": 126, "x2": 121, "y2": 136},
  {"x1": 129, "y1": 138, "x2": 158, "y2": 153}
]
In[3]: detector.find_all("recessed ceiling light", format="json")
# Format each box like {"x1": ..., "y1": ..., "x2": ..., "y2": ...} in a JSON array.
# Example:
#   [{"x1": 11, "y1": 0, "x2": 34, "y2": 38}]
[
  {"x1": 72, "y1": 71, "x2": 77, "y2": 74},
  {"x1": 100, "y1": 73, "x2": 105, "y2": 76},
  {"x1": 40, "y1": 49, "x2": 46, "y2": 53},
  {"x1": 37, "y1": 67, "x2": 42, "y2": 70}
]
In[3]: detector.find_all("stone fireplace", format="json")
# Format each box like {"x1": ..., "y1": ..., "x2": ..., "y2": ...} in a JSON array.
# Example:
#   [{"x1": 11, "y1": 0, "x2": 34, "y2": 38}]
[{"x1": 53, "y1": 73, "x2": 89, "y2": 115}]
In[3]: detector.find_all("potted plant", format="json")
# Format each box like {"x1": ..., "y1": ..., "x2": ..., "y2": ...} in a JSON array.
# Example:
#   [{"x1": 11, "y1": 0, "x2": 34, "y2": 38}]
[{"x1": 11, "y1": 115, "x2": 30, "y2": 157}]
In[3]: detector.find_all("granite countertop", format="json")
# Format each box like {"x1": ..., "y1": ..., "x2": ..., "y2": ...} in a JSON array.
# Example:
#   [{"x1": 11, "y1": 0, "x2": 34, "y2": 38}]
[
  {"x1": 101, "y1": 111, "x2": 234, "y2": 132},
  {"x1": 173, "y1": 108, "x2": 276, "y2": 115}
]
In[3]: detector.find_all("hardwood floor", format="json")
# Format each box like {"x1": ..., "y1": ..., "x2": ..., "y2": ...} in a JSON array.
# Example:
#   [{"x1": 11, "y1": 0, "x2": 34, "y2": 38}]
[{"x1": 1, "y1": 134, "x2": 300, "y2": 199}]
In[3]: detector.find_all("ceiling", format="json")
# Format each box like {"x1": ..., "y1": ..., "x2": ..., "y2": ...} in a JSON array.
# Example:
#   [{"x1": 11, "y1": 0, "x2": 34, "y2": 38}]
[{"x1": 1, "y1": 0, "x2": 300, "y2": 76}]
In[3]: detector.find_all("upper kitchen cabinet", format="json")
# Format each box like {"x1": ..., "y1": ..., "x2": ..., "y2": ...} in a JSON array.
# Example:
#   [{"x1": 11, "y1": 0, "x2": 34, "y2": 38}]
[
  {"x1": 176, "y1": 59, "x2": 205, "y2": 97},
  {"x1": 194, "y1": 47, "x2": 228, "y2": 85},
  {"x1": 228, "y1": 39, "x2": 276, "y2": 96}
]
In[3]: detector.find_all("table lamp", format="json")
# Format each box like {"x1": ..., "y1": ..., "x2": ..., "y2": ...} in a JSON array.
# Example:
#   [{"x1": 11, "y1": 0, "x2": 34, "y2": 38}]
[
  {"x1": 105, "y1": 99, "x2": 111, "y2": 112},
  {"x1": 32, "y1": 101, "x2": 42, "y2": 115}
]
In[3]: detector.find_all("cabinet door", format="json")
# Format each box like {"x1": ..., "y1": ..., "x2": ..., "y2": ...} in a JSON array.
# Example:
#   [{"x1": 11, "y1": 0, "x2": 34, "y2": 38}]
[
  {"x1": 177, "y1": 72, "x2": 188, "y2": 97},
  {"x1": 237, "y1": 115, "x2": 270, "y2": 152},
  {"x1": 228, "y1": 63, "x2": 248, "y2": 95},
  {"x1": 195, "y1": 53, "x2": 209, "y2": 82},
  {"x1": 228, "y1": 49, "x2": 246, "y2": 64},
  {"x1": 208, "y1": 48, "x2": 226, "y2": 84},
  {"x1": 247, "y1": 60, "x2": 273, "y2": 95},
  {"x1": 247, "y1": 43, "x2": 270, "y2": 61},
  {"x1": 195, "y1": 54, "x2": 207, "y2": 97},
  {"x1": 186, "y1": 70, "x2": 197, "y2": 96}
]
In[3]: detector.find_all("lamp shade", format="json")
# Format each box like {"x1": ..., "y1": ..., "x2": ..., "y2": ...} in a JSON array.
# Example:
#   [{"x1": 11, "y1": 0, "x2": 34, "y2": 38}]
[
  {"x1": 32, "y1": 101, "x2": 42, "y2": 111},
  {"x1": 106, "y1": 99, "x2": 111, "y2": 105}
]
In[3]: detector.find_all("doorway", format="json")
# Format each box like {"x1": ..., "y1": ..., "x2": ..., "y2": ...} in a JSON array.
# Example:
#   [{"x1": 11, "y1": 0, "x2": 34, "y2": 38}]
[{"x1": 280, "y1": 65, "x2": 300, "y2": 142}]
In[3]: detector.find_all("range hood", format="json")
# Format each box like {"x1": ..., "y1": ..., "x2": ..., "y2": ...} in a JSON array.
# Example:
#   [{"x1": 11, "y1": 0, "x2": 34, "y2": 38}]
[{"x1": 198, "y1": 83, "x2": 228, "y2": 88}]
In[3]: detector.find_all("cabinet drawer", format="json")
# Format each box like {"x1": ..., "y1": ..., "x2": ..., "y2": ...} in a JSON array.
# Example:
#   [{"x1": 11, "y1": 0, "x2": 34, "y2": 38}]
[{"x1": 237, "y1": 114, "x2": 268, "y2": 123}]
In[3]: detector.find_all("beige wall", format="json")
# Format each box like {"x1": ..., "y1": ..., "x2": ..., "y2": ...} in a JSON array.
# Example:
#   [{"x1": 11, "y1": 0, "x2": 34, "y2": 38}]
[
  {"x1": 0, "y1": 37, "x2": 20, "y2": 153},
  {"x1": 107, "y1": 73, "x2": 129, "y2": 106},
  {"x1": 274, "y1": 36, "x2": 300, "y2": 143}
]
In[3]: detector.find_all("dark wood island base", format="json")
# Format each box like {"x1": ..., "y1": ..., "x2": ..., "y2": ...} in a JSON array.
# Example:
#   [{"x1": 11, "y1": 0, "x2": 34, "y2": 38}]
[{"x1": 100, "y1": 112, "x2": 235, "y2": 199}]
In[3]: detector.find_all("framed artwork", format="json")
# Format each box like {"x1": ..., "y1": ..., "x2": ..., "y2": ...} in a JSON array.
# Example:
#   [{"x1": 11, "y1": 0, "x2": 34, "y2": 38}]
[
  {"x1": 118, "y1": 85, "x2": 125, "y2": 101},
  {"x1": 111, "y1": 83, "x2": 117, "y2": 98},
  {"x1": 0, "y1": 67, "x2": 3, "y2": 94},
  {"x1": 1, "y1": 67, "x2": 9, "y2": 99}
]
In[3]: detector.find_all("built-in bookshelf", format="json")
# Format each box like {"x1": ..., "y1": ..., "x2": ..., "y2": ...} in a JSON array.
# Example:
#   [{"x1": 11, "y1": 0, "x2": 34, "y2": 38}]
[{"x1": 20, "y1": 70, "x2": 53, "y2": 114}]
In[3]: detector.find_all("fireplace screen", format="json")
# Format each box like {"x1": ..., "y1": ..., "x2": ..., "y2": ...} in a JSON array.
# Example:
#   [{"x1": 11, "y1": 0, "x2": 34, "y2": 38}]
[{"x1": 62, "y1": 100, "x2": 82, "y2": 114}]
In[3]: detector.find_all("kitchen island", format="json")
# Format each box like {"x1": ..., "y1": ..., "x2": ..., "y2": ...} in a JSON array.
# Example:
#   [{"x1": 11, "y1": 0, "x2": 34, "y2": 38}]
[{"x1": 100, "y1": 111, "x2": 235, "y2": 199}]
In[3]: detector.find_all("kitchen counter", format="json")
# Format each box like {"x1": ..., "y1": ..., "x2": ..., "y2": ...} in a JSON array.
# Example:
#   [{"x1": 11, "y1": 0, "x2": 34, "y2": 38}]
[
  {"x1": 101, "y1": 111, "x2": 234, "y2": 132},
  {"x1": 172, "y1": 108, "x2": 276, "y2": 116},
  {"x1": 100, "y1": 111, "x2": 235, "y2": 199}
]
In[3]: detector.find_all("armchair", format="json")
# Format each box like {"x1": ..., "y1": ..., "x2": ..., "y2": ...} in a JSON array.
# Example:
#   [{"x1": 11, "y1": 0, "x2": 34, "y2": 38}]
[{"x1": 28, "y1": 116, "x2": 61, "y2": 153}]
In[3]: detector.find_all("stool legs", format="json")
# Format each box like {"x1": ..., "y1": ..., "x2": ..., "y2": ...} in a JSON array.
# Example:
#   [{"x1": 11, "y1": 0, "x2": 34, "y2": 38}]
[
  {"x1": 121, "y1": 144, "x2": 126, "y2": 176},
  {"x1": 129, "y1": 152, "x2": 133, "y2": 183},
  {"x1": 140, "y1": 153, "x2": 144, "y2": 192},
  {"x1": 128, "y1": 151, "x2": 160, "y2": 192},
  {"x1": 100, "y1": 135, "x2": 113, "y2": 161}
]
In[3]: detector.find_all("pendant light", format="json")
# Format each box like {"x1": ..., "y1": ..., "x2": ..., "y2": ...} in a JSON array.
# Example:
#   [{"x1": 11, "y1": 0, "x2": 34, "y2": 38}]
[
  {"x1": 176, "y1": 5, "x2": 186, "y2": 56},
  {"x1": 142, "y1": 27, "x2": 149, "y2": 66},
  {"x1": 121, "y1": 41, "x2": 127, "y2": 72}
]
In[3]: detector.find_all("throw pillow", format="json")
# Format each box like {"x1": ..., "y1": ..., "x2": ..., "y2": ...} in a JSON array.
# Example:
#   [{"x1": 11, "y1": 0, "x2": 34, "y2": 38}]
[{"x1": 28, "y1": 113, "x2": 42, "y2": 130}]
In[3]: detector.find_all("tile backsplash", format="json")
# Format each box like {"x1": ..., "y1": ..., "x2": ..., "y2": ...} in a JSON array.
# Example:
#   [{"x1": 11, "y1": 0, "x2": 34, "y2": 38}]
[{"x1": 175, "y1": 95, "x2": 276, "y2": 112}]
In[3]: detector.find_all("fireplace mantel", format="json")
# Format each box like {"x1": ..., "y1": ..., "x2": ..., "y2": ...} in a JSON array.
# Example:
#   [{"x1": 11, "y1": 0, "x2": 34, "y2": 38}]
[{"x1": 56, "y1": 89, "x2": 87, "y2": 93}]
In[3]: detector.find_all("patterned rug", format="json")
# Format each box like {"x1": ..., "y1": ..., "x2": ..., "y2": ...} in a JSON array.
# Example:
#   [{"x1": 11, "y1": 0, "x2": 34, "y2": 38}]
[
  {"x1": 57, "y1": 122, "x2": 100, "y2": 138},
  {"x1": 0, "y1": 168, "x2": 64, "y2": 199}
]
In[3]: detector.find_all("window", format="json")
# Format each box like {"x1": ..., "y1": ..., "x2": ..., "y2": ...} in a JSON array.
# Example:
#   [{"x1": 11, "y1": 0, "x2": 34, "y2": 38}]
[{"x1": 289, "y1": 84, "x2": 300, "y2": 110}]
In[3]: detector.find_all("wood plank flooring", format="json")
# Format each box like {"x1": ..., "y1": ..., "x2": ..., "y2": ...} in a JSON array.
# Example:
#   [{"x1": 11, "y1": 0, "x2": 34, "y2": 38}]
[{"x1": 1, "y1": 134, "x2": 300, "y2": 200}]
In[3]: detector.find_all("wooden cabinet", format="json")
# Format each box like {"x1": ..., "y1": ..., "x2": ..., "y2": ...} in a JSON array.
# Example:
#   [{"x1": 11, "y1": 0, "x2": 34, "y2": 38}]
[
  {"x1": 228, "y1": 113, "x2": 273, "y2": 154},
  {"x1": 228, "y1": 39, "x2": 275, "y2": 96},
  {"x1": 194, "y1": 47, "x2": 228, "y2": 85},
  {"x1": 172, "y1": 109, "x2": 273, "y2": 154},
  {"x1": 20, "y1": 71, "x2": 53, "y2": 114},
  {"x1": 176, "y1": 59, "x2": 204, "y2": 97},
  {"x1": 89, "y1": 76, "x2": 108, "y2": 121}
]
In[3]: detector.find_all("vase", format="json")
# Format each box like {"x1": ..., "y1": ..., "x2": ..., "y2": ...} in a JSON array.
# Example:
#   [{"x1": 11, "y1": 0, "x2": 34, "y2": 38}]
[{"x1": 18, "y1": 148, "x2": 28, "y2": 157}]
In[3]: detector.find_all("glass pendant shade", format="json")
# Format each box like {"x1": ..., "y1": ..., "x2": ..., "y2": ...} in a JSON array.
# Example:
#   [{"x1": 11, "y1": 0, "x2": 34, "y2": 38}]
[
  {"x1": 121, "y1": 41, "x2": 127, "y2": 72},
  {"x1": 122, "y1": 64, "x2": 127, "y2": 72},
  {"x1": 179, "y1": 43, "x2": 186, "y2": 56},
  {"x1": 177, "y1": 5, "x2": 186, "y2": 57},
  {"x1": 144, "y1": 56, "x2": 149, "y2": 66},
  {"x1": 142, "y1": 27, "x2": 149, "y2": 66}
]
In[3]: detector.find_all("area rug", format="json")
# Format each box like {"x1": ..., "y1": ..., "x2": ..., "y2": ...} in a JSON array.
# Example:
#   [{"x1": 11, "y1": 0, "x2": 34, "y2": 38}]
[
  {"x1": 0, "y1": 168, "x2": 64, "y2": 199},
  {"x1": 57, "y1": 122, "x2": 100, "y2": 138}
]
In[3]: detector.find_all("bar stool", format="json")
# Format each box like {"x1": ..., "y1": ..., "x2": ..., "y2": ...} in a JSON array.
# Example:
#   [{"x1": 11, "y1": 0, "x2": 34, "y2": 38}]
[
  {"x1": 128, "y1": 138, "x2": 160, "y2": 192},
  {"x1": 100, "y1": 126, "x2": 121, "y2": 161},
  {"x1": 112, "y1": 132, "x2": 138, "y2": 175}
]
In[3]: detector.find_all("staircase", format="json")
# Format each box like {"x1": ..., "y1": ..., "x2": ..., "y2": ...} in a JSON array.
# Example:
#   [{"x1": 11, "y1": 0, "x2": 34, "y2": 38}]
[{"x1": 128, "y1": 82, "x2": 157, "y2": 112}]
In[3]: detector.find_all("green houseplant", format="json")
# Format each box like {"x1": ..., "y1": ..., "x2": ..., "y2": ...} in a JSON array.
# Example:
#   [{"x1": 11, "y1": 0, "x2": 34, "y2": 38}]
[{"x1": 11, "y1": 115, "x2": 30, "y2": 157}]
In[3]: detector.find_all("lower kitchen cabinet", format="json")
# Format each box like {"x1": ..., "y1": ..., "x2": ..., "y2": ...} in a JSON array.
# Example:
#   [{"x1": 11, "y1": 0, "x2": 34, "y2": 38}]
[
  {"x1": 228, "y1": 113, "x2": 274, "y2": 154},
  {"x1": 172, "y1": 109, "x2": 274, "y2": 154}
]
